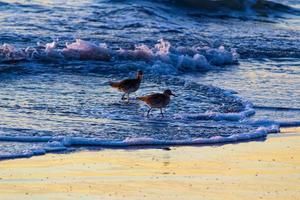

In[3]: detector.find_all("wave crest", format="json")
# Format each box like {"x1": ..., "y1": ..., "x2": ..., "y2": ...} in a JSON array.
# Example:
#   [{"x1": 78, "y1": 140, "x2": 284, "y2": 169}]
[{"x1": 1, "y1": 39, "x2": 239, "y2": 73}]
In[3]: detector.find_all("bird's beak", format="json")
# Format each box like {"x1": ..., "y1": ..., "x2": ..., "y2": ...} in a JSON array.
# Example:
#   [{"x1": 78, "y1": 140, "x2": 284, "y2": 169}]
[{"x1": 171, "y1": 93, "x2": 177, "y2": 97}]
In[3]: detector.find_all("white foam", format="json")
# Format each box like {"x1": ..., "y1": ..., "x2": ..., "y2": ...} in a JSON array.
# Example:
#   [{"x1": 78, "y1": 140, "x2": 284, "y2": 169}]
[
  {"x1": 175, "y1": 53, "x2": 210, "y2": 71},
  {"x1": 1, "y1": 39, "x2": 239, "y2": 73},
  {"x1": 116, "y1": 44, "x2": 154, "y2": 61},
  {"x1": 62, "y1": 39, "x2": 111, "y2": 61},
  {"x1": 2, "y1": 117, "x2": 293, "y2": 160},
  {"x1": 202, "y1": 46, "x2": 239, "y2": 66},
  {"x1": 44, "y1": 41, "x2": 64, "y2": 59},
  {"x1": 0, "y1": 138, "x2": 67, "y2": 160},
  {"x1": 0, "y1": 145, "x2": 68, "y2": 160},
  {"x1": 0, "y1": 43, "x2": 27, "y2": 62},
  {"x1": 175, "y1": 89, "x2": 255, "y2": 122},
  {"x1": 0, "y1": 125, "x2": 274, "y2": 149},
  {"x1": 114, "y1": 39, "x2": 237, "y2": 72},
  {"x1": 55, "y1": 126, "x2": 270, "y2": 146}
]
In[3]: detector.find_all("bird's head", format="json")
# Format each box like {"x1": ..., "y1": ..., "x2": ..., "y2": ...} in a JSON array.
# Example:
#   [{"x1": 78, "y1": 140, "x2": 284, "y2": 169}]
[
  {"x1": 136, "y1": 70, "x2": 144, "y2": 79},
  {"x1": 163, "y1": 89, "x2": 176, "y2": 97}
]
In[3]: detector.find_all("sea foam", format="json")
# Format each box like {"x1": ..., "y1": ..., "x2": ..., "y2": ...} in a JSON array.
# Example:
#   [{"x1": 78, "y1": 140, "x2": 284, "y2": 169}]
[
  {"x1": 0, "y1": 125, "x2": 270, "y2": 161},
  {"x1": 1, "y1": 115, "x2": 299, "y2": 160},
  {"x1": 1, "y1": 39, "x2": 238, "y2": 73}
]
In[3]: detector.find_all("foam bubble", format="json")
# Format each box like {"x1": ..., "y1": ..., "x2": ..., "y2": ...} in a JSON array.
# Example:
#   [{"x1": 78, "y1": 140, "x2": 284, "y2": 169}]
[
  {"x1": 175, "y1": 88, "x2": 255, "y2": 122},
  {"x1": 116, "y1": 44, "x2": 154, "y2": 61},
  {"x1": 0, "y1": 43, "x2": 27, "y2": 62},
  {"x1": 62, "y1": 39, "x2": 111, "y2": 61},
  {"x1": 45, "y1": 41, "x2": 64, "y2": 59},
  {"x1": 115, "y1": 39, "x2": 237, "y2": 72},
  {"x1": 175, "y1": 53, "x2": 210, "y2": 71},
  {"x1": 0, "y1": 126, "x2": 270, "y2": 150},
  {"x1": 0, "y1": 139, "x2": 67, "y2": 160}
]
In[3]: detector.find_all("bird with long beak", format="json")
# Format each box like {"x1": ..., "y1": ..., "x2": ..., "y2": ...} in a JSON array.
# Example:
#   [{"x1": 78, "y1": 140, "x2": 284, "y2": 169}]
[
  {"x1": 109, "y1": 70, "x2": 143, "y2": 101},
  {"x1": 137, "y1": 89, "x2": 176, "y2": 117}
]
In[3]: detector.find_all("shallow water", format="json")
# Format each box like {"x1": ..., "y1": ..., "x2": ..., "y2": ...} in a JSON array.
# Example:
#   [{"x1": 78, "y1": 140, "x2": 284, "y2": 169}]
[
  {"x1": 0, "y1": 0, "x2": 299, "y2": 159},
  {"x1": 192, "y1": 58, "x2": 300, "y2": 121}
]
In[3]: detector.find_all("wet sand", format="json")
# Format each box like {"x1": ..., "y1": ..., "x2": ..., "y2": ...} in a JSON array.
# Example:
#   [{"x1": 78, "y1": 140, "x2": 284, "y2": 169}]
[{"x1": 0, "y1": 127, "x2": 300, "y2": 200}]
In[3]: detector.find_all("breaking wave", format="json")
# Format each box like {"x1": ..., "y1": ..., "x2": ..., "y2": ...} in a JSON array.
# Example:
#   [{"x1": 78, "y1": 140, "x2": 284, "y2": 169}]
[{"x1": 0, "y1": 39, "x2": 238, "y2": 73}]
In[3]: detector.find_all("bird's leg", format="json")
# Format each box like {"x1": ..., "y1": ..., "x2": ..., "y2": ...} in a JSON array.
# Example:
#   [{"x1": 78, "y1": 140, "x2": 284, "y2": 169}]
[
  {"x1": 147, "y1": 108, "x2": 152, "y2": 117},
  {"x1": 160, "y1": 108, "x2": 164, "y2": 118},
  {"x1": 127, "y1": 93, "x2": 130, "y2": 102},
  {"x1": 121, "y1": 93, "x2": 126, "y2": 100}
]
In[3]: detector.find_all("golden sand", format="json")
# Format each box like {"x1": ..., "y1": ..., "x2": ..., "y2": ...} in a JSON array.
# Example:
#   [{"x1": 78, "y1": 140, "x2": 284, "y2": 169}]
[{"x1": 0, "y1": 128, "x2": 299, "y2": 200}]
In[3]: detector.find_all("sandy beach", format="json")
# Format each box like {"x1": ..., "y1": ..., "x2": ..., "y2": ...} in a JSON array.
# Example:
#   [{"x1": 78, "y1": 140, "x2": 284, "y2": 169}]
[
  {"x1": 0, "y1": 127, "x2": 300, "y2": 200},
  {"x1": 1, "y1": 0, "x2": 300, "y2": 199}
]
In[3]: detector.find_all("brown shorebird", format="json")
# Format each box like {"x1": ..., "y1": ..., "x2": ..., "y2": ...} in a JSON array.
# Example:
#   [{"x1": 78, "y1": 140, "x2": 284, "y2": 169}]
[
  {"x1": 137, "y1": 89, "x2": 176, "y2": 117},
  {"x1": 109, "y1": 70, "x2": 143, "y2": 101}
]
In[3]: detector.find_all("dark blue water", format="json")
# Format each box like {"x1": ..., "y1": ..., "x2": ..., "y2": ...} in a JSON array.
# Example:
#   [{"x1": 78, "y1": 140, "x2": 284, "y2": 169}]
[{"x1": 0, "y1": 0, "x2": 299, "y2": 160}]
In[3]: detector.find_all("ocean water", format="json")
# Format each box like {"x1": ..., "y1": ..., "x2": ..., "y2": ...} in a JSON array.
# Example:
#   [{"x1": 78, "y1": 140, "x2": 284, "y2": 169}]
[{"x1": 0, "y1": 0, "x2": 299, "y2": 160}]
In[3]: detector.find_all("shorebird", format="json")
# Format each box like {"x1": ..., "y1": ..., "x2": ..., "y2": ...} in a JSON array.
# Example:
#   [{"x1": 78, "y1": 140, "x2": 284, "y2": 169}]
[
  {"x1": 137, "y1": 89, "x2": 176, "y2": 117},
  {"x1": 109, "y1": 70, "x2": 143, "y2": 101}
]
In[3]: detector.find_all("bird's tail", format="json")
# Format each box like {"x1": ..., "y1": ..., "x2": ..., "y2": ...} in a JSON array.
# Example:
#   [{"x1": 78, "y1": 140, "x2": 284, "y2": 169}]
[{"x1": 109, "y1": 81, "x2": 120, "y2": 88}]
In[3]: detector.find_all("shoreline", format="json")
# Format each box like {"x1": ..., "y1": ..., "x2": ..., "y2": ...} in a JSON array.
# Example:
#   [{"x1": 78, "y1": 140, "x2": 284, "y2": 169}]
[
  {"x1": 0, "y1": 127, "x2": 299, "y2": 200},
  {"x1": 0, "y1": 124, "x2": 286, "y2": 161}
]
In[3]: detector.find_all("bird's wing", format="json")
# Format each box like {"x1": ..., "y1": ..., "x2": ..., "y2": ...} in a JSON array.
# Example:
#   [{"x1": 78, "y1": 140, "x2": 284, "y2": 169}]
[
  {"x1": 138, "y1": 93, "x2": 165, "y2": 107},
  {"x1": 148, "y1": 93, "x2": 165, "y2": 104},
  {"x1": 137, "y1": 93, "x2": 160, "y2": 102},
  {"x1": 118, "y1": 78, "x2": 137, "y2": 90}
]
